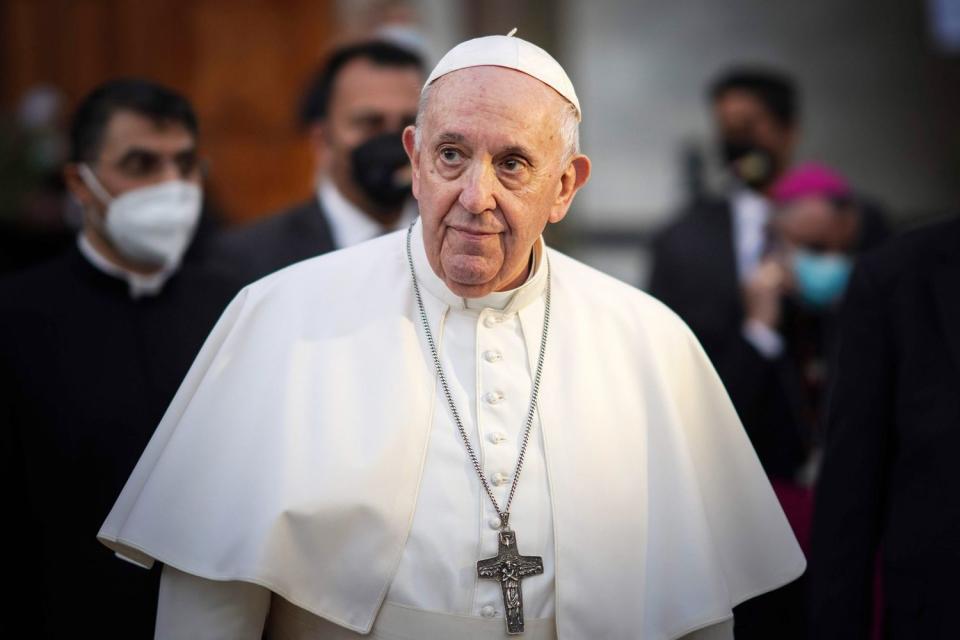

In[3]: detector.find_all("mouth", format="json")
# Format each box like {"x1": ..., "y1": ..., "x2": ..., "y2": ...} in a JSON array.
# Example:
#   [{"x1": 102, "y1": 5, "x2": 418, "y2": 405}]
[{"x1": 449, "y1": 226, "x2": 499, "y2": 241}]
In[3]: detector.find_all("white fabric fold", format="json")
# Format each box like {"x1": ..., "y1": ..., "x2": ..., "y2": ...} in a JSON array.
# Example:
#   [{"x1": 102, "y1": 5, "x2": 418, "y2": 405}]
[{"x1": 98, "y1": 217, "x2": 805, "y2": 639}]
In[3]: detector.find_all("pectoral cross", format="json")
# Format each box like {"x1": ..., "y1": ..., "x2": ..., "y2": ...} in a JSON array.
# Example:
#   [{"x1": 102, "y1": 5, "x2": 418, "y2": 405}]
[{"x1": 477, "y1": 526, "x2": 544, "y2": 635}]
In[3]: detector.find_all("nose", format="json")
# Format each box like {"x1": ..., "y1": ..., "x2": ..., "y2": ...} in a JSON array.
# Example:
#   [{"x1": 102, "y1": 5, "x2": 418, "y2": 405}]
[
  {"x1": 159, "y1": 161, "x2": 181, "y2": 183},
  {"x1": 458, "y1": 161, "x2": 497, "y2": 214}
]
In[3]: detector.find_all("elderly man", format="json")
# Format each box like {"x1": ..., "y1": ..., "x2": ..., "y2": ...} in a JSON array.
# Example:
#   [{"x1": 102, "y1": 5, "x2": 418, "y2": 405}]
[{"x1": 98, "y1": 35, "x2": 804, "y2": 639}]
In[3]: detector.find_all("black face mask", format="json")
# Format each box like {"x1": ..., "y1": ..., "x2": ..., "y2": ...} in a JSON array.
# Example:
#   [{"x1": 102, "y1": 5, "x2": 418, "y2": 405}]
[
  {"x1": 350, "y1": 131, "x2": 411, "y2": 210},
  {"x1": 720, "y1": 138, "x2": 778, "y2": 191}
]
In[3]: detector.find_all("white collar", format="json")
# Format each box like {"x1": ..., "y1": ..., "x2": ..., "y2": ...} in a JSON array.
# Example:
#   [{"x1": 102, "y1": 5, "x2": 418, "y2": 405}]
[
  {"x1": 319, "y1": 180, "x2": 417, "y2": 250},
  {"x1": 76, "y1": 232, "x2": 176, "y2": 299},
  {"x1": 408, "y1": 216, "x2": 548, "y2": 313},
  {"x1": 731, "y1": 185, "x2": 771, "y2": 217}
]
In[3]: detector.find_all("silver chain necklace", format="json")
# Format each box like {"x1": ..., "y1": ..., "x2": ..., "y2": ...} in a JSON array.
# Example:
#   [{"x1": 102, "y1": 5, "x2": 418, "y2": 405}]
[{"x1": 405, "y1": 221, "x2": 550, "y2": 635}]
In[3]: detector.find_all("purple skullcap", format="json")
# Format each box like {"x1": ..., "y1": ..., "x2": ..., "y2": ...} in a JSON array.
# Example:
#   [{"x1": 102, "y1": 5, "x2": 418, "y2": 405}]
[{"x1": 771, "y1": 162, "x2": 851, "y2": 205}]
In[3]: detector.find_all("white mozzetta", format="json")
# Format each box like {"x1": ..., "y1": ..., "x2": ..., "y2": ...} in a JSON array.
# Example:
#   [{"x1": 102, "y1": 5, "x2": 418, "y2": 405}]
[{"x1": 98, "y1": 217, "x2": 805, "y2": 639}]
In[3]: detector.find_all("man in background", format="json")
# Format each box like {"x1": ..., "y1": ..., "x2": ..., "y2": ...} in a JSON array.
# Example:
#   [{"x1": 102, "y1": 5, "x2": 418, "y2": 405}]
[
  {"x1": 217, "y1": 40, "x2": 425, "y2": 282},
  {"x1": 756, "y1": 162, "x2": 889, "y2": 462},
  {"x1": 0, "y1": 79, "x2": 244, "y2": 637},
  {"x1": 650, "y1": 66, "x2": 805, "y2": 486},
  {"x1": 765, "y1": 163, "x2": 888, "y2": 457},
  {"x1": 648, "y1": 66, "x2": 807, "y2": 639}
]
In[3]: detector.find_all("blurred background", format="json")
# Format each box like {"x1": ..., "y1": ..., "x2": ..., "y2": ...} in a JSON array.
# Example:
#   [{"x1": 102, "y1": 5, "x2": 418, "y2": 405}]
[{"x1": 2, "y1": 0, "x2": 958, "y2": 282}]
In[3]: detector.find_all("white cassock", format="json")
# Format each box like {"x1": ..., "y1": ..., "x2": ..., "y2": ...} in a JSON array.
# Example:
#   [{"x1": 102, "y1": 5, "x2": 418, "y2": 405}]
[{"x1": 97, "y1": 217, "x2": 805, "y2": 639}]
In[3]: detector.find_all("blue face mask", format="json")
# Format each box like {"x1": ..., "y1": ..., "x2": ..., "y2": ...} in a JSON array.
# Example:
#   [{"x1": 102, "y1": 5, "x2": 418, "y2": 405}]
[{"x1": 792, "y1": 250, "x2": 853, "y2": 309}]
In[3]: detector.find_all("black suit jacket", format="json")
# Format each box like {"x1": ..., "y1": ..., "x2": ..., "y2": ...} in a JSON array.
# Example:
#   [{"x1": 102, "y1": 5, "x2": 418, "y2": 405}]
[
  {"x1": 649, "y1": 198, "x2": 807, "y2": 480},
  {"x1": 810, "y1": 216, "x2": 960, "y2": 639},
  {"x1": 214, "y1": 197, "x2": 336, "y2": 285}
]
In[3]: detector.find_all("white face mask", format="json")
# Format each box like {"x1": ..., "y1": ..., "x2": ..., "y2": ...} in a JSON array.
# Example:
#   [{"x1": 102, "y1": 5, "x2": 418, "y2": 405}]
[{"x1": 78, "y1": 163, "x2": 202, "y2": 269}]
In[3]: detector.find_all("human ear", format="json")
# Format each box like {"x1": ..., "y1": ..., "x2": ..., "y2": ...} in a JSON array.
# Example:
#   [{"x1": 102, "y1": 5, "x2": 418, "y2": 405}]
[
  {"x1": 547, "y1": 154, "x2": 591, "y2": 224},
  {"x1": 307, "y1": 121, "x2": 330, "y2": 167},
  {"x1": 63, "y1": 163, "x2": 98, "y2": 209},
  {"x1": 402, "y1": 126, "x2": 420, "y2": 200}
]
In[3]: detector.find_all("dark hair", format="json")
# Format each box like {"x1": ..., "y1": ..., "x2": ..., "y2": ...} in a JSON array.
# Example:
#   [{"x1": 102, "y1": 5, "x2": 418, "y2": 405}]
[
  {"x1": 69, "y1": 78, "x2": 198, "y2": 163},
  {"x1": 299, "y1": 40, "x2": 425, "y2": 127},
  {"x1": 709, "y1": 66, "x2": 799, "y2": 127}
]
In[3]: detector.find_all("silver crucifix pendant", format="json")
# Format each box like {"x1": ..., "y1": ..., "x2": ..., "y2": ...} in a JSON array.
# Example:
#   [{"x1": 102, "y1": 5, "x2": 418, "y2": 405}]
[{"x1": 477, "y1": 525, "x2": 544, "y2": 634}]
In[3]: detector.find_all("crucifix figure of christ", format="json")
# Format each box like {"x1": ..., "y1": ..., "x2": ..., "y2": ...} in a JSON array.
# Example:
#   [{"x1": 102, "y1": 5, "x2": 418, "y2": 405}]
[{"x1": 477, "y1": 526, "x2": 544, "y2": 635}]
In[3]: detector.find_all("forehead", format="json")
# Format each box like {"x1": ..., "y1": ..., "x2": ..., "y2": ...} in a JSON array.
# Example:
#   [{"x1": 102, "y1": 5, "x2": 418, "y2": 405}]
[
  {"x1": 423, "y1": 66, "x2": 567, "y2": 152},
  {"x1": 331, "y1": 58, "x2": 422, "y2": 114},
  {"x1": 98, "y1": 109, "x2": 195, "y2": 160},
  {"x1": 713, "y1": 90, "x2": 779, "y2": 127},
  {"x1": 776, "y1": 197, "x2": 837, "y2": 239}
]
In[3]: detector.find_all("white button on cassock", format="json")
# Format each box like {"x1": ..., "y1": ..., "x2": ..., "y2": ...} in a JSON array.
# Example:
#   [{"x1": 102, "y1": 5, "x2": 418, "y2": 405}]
[
  {"x1": 483, "y1": 314, "x2": 502, "y2": 328},
  {"x1": 483, "y1": 349, "x2": 503, "y2": 363},
  {"x1": 492, "y1": 472, "x2": 510, "y2": 486},
  {"x1": 484, "y1": 391, "x2": 504, "y2": 405},
  {"x1": 490, "y1": 431, "x2": 507, "y2": 444},
  {"x1": 481, "y1": 605, "x2": 497, "y2": 618},
  {"x1": 488, "y1": 516, "x2": 502, "y2": 530}
]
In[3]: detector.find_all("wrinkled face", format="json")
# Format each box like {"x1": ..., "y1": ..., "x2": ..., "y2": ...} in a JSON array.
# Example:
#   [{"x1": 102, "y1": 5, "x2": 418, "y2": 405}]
[
  {"x1": 774, "y1": 196, "x2": 858, "y2": 254},
  {"x1": 402, "y1": 66, "x2": 590, "y2": 297}
]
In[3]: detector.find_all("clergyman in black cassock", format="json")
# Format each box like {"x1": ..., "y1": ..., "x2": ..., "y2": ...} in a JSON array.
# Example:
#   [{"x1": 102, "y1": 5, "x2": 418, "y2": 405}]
[
  {"x1": 0, "y1": 78, "x2": 245, "y2": 638},
  {"x1": 0, "y1": 242, "x2": 243, "y2": 637}
]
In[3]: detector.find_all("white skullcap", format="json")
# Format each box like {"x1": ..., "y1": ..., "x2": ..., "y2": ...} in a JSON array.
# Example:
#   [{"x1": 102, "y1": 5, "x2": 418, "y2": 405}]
[{"x1": 423, "y1": 30, "x2": 581, "y2": 121}]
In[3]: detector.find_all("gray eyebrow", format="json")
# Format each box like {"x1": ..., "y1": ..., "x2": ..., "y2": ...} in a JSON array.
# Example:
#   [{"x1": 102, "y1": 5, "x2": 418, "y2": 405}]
[
  {"x1": 501, "y1": 145, "x2": 535, "y2": 159},
  {"x1": 435, "y1": 132, "x2": 467, "y2": 144},
  {"x1": 433, "y1": 134, "x2": 536, "y2": 161}
]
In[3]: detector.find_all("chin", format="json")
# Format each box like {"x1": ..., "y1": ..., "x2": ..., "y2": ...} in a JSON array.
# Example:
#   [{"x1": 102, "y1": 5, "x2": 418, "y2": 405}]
[
  {"x1": 441, "y1": 256, "x2": 500, "y2": 292},
  {"x1": 442, "y1": 272, "x2": 498, "y2": 298},
  {"x1": 456, "y1": 284, "x2": 501, "y2": 299}
]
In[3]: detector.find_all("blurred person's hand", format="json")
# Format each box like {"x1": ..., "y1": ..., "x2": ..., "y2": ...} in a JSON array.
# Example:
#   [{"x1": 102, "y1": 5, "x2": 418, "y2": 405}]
[{"x1": 743, "y1": 257, "x2": 788, "y2": 329}]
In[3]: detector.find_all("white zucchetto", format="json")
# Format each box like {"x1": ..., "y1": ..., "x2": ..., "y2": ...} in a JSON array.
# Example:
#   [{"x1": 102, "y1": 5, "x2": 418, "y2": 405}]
[{"x1": 423, "y1": 30, "x2": 582, "y2": 121}]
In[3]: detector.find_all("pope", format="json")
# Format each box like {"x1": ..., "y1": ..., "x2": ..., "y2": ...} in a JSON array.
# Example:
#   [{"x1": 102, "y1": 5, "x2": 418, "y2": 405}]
[{"x1": 98, "y1": 33, "x2": 805, "y2": 639}]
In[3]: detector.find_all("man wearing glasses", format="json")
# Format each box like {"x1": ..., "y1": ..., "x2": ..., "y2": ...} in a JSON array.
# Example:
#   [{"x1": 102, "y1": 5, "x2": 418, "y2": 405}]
[{"x1": 0, "y1": 79, "x2": 244, "y2": 637}]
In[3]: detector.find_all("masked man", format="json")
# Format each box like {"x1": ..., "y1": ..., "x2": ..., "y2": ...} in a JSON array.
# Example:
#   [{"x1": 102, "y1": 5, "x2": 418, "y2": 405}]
[
  {"x1": 741, "y1": 162, "x2": 888, "y2": 449},
  {"x1": 0, "y1": 79, "x2": 245, "y2": 637},
  {"x1": 98, "y1": 35, "x2": 804, "y2": 639},
  {"x1": 216, "y1": 40, "x2": 424, "y2": 283},
  {"x1": 650, "y1": 67, "x2": 803, "y2": 484}
]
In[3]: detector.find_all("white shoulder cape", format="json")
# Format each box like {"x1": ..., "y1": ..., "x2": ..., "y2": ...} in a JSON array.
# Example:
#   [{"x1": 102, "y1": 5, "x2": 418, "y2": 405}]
[{"x1": 97, "y1": 226, "x2": 805, "y2": 640}]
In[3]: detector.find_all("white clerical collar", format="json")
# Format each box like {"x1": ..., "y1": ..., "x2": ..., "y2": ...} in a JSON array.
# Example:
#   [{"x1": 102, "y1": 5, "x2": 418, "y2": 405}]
[
  {"x1": 408, "y1": 216, "x2": 547, "y2": 313},
  {"x1": 731, "y1": 185, "x2": 771, "y2": 217},
  {"x1": 730, "y1": 184, "x2": 773, "y2": 282},
  {"x1": 319, "y1": 180, "x2": 417, "y2": 250},
  {"x1": 76, "y1": 232, "x2": 176, "y2": 299}
]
